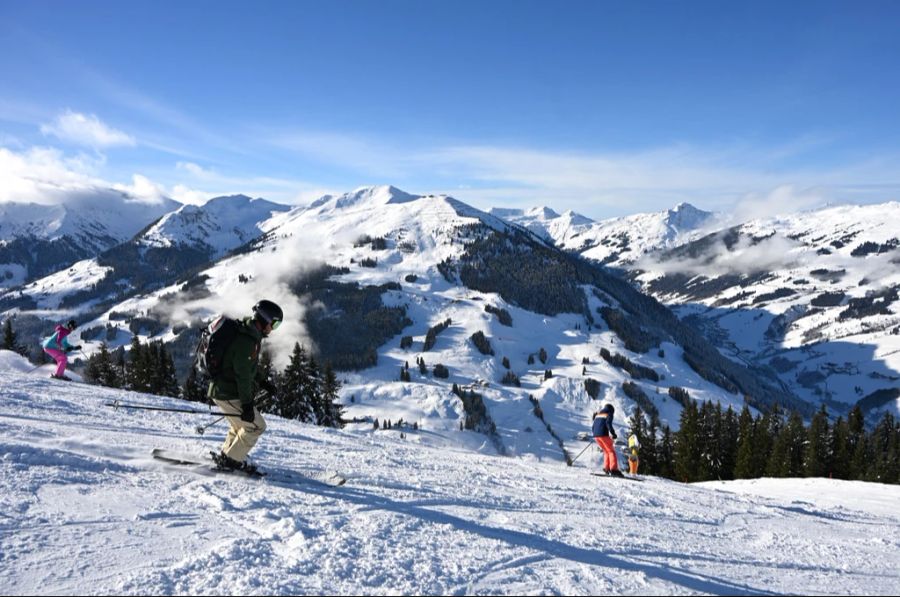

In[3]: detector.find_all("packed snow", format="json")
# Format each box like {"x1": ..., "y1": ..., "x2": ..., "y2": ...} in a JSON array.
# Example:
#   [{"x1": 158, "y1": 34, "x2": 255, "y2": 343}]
[{"x1": 1, "y1": 350, "x2": 898, "y2": 596}]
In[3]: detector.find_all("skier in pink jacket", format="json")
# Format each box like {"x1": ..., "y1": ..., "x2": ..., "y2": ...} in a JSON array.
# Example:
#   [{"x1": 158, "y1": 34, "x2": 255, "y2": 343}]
[{"x1": 42, "y1": 320, "x2": 81, "y2": 380}]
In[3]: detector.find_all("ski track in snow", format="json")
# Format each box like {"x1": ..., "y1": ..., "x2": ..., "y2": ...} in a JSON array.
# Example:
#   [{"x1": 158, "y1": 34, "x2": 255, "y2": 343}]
[{"x1": 1, "y1": 360, "x2": 899, "y2": 595}]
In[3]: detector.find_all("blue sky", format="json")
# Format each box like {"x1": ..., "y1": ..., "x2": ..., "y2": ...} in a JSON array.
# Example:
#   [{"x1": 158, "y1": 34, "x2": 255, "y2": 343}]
[{"x1": 1, "y1": 0, "x2": 899, "y2": 218}]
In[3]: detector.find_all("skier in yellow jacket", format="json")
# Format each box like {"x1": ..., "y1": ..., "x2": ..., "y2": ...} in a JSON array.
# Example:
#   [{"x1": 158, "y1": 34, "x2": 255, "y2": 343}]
[{"x1": 627, "y1": 433, "x2": 640, "y2": 475}]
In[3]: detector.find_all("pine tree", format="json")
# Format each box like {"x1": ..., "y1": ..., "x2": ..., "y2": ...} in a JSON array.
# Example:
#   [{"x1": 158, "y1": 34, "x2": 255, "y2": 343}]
[
  {"x1": 696, "y1": 401, "x2": 718, "y2": 481},
  {"x1": 85, "y1": 342, "x2": 121, "y2": 388},
  {"x1": 158, "y1": 343, "x2": 181, "y2": 397},
  {"x1": 804, "y1": 405, "x2": 832, "y2": 478},
  {"x1": 748, "y1": 406, "x2": 779, "y2": 477},
  {"x1": 847, "y1": 405, "x2": 868, "y2": 479},
  {"x1": 126, "y1": 336, "x2": 150, "y2": 393},
  {"x1": 2, "y1": 318, "x2": 24, "y2": 354},
  {"x1": 830, "y1": 416, "x2": 852, "y2": 480},
  {"x1": 657, "y1": 424, "x2": 676, "y2": 479},
  {"x1": 734, "y1": 406, "x2": 757, "y2": 479},
  {"x1": 318, "y1": 363, "x2": 344, "y2": 428},
  {"x1": 305, "y1": 354, "x2": 323, "y2": 423},
  {"x1": 719, "y1": 405, "x2": 739, "y2": 480},
  {"x1": 254, "y1": 350, "x2": 280, "y2": 414},
  {"x1": 767, "y1": 412, "x2": 796, "y2": 478},
  {"x1": 641, "y1": 411, "x2": 661, "y2": 475},
  {"x1": 182, "y1": 365, "x2": 209, "y2": 403},
  {"x1": 784, "y1": 410, "x2": 807, "y2": 477},
  {"x1": 2, "y1": 318, "x2": 14, "y2": 349},
  {"x1": 114, "y1": 347, "x2": 127, "y2": 387},
  {"x1": 674, "y1": 400, "x2": 702, "y2": 482},
  {"x1": 279, "y1": 343, "x2": 314, "y2": 422},
  {"x1": 869, "y1": 412, "x2": 900, "y2": 484}
]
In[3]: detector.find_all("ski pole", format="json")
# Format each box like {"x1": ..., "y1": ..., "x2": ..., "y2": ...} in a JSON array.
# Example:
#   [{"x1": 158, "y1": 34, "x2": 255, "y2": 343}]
[
  {"x1": 569, "y1": 439, "x2": 594, "y2": 466},
  {"x1": 104, "y1": 400, "x2": 243, "y2": 417},
  {"x1": 196, "y1": 416, "x2": 225, "y2": 435}
]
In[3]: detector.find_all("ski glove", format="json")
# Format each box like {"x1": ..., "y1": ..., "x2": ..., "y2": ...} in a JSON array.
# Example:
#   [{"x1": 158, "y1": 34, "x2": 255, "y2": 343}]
[{"x1": 240, "y1": 403, "x2": 255, "y2": 423}]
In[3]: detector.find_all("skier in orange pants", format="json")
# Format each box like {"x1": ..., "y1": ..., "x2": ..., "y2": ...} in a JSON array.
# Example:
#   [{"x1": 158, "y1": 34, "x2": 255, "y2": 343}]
[{"x1": 592, "y1": 404, "x2": 623, "y2": 477}]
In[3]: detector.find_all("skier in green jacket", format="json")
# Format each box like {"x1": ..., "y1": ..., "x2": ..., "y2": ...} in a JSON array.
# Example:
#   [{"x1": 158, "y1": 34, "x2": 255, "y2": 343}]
[{"x1": 208, "y1": 300, "x2": 282, "y2": 472}]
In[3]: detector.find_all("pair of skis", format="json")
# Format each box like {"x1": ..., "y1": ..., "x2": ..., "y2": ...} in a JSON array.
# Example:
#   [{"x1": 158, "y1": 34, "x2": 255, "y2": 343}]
[
  {"x1": 590, "y1": 471, "x2": 644, "y2": 482},
  {"x1": 151, "y1": 448, "x2": 346, "y2": 486}
]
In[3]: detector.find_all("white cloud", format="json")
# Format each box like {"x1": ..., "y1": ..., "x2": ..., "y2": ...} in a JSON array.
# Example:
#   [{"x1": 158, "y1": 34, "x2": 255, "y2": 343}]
[
  {"x1": 727, "y1": 185, "x2": 828, "y2": 224},
  {"x1": 0, "y1": 146, "x2": 100, "y2": 204},
  {"x1": 112, "y1": 174, "x2": 167, "y2": 203},
  {"x1": 635, "y1": 233, "x2": 805, "y2": 278},
  {"x1": 0, "y1": 145, "x2": 167, "y2": 206},
  {"x1": 169, "y1": 184, "x2": 218, "y2": 206},
  {"x1": 176, "y1": 161, "x2": 212, "y2": 178},
  {"x1": 175, "y1": 160, "x2": 331, "y2": 206},
  {"x1": 40, "y1": 110, "x2": 135, "y2": 148}
]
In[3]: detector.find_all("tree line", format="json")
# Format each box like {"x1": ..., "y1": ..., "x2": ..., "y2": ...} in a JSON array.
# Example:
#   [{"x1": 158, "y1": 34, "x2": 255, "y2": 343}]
[
  {"x1": 625, "y1": 401, "x2": 899, "y2": 484},
  {"x1": 84, "y1": 338, "x2": 343, "y2": 428}
]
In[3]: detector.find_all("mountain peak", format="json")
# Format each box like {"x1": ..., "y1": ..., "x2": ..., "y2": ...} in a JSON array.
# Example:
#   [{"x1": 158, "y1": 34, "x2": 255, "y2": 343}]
[
  {"x1": 664, "y1": 202, "x2": 712, "y2": 230},
  {"x1": 202, "y1": 194, "x2": 254, "y2": 206},
  {"x1": 527, "y1": 206, "x2": 561, "y2": 220},
  {"x1": 339, "y1": 185, "x2": 419, "y2": 208}
]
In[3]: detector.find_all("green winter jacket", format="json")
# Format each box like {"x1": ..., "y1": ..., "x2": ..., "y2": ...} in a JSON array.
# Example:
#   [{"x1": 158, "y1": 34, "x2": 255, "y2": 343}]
[{"x1": 207, "y1": 317, "x2": 265, "y2": 406}]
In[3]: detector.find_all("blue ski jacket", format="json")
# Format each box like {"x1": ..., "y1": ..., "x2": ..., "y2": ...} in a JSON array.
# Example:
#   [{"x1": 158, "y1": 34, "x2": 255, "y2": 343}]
[{"x1": 592, "y1": 410, "x2": 616, "y2": 438}]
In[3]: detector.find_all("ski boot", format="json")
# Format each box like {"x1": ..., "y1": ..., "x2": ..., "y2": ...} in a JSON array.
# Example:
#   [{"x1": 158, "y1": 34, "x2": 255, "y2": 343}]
[
  {"x1": 210, "y1": 451, "x2": 260, "y2": 476},
  {"x1": 210, "y1": 450, "x2": 242, "y2": 471}
]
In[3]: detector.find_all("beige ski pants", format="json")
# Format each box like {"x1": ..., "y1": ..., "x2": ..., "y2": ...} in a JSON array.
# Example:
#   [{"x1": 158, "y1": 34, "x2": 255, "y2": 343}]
[{"x1": 212, "y1": 399, "x2": 266, "y2": 462}]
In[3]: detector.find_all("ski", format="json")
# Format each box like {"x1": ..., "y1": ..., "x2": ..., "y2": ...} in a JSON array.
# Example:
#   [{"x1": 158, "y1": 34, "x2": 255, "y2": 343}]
[
  {"x1": 151, "y1": 448, "x2": 209, "y2": 466},
  {"x1": 590, "y1": 472, "x2": 644, "y2": 482},
  {"x1": 151, "y1": 448, "x2": 346, "y2": 486}
]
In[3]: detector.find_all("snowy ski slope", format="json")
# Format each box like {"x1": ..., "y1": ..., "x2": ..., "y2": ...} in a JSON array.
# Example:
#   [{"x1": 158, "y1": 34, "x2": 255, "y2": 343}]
[{"x1": 1, "y1": 351, "x2": 898, "y2": 596}]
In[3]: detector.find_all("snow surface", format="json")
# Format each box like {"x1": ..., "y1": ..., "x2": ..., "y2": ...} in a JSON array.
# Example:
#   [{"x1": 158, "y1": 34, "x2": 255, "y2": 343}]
[{"x1": 1, "y1": 350, "x2": 898, "y2": 596}]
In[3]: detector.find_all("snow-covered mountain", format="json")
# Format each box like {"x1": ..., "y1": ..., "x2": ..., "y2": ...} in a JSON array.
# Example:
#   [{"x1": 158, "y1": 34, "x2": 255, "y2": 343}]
[
  {"x1": 8, "y1": 185, "x2": 900, "y2": 450},
  {"x1": 138, "y1": 194, "x2": 290, "y2": 257},
  {"x1": 493, "y1": 202, "x2": 715, "y2": 266},
  {"x1": 0, "y1": 190, "x2": 180, "y2": 288},
  {"x1": 618, "y1": 203, "x2": 900, "y2": 420},
  {"x1": 0, "y1": 193, "x2": 290, "y2": 328},
  {"x1": 2, "y1": 350, "x2": 898, "y2": 595},
  {"x1": 0, "y1": 185, "x2": 811, "y2": 469},
  {"x1": 492, "y1": 200, "x2": 900, "y2": 422}
]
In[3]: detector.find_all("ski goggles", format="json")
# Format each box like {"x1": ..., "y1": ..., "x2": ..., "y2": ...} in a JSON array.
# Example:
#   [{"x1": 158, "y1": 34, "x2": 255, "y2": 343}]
[{"x1": 270, "y1": 319, "x2": 282, "y2": 331}]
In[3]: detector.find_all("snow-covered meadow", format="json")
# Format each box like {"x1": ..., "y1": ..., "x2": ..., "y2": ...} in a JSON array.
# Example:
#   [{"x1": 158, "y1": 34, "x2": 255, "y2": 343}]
[{"x1": 1, "y1": 351, "x2": 898, "y2": 596}]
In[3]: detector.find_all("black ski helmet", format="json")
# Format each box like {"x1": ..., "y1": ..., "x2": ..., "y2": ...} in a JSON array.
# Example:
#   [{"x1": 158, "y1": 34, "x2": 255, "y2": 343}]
[
  {"x1": 602, "y1": 403, "x2": 615, "y2": 415},
  {"x1": 252, "y1": 300, "x2": 283, "y2": 330},
  {"x1": 66, "y1": 319, "x2": 77, "y2": 330}
]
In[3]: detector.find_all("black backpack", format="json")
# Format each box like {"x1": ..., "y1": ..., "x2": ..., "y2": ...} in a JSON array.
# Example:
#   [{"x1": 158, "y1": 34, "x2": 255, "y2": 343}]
[{"x1": 194, "y1": 316, "x2": 240, "y2": 378}]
